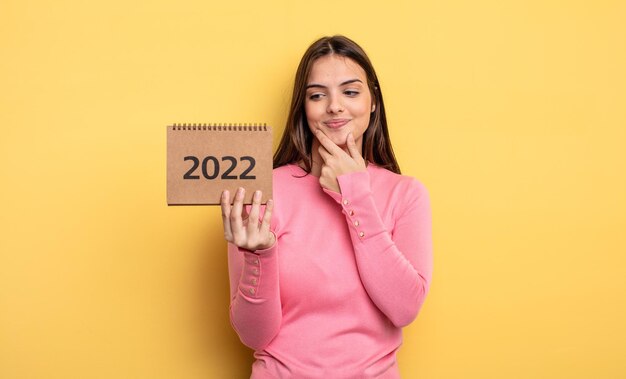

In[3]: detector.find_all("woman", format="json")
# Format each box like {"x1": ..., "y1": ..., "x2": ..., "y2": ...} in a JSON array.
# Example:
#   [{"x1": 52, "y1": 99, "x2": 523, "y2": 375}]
[{"x1": 221, "y1": 35, "x2": 432, "y2": 378}]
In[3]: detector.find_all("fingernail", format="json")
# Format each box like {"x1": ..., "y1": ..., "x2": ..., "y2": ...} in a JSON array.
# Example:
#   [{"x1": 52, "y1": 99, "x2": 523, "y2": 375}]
[
  {"x1": 254, "y1": 190, "x2": 261, "y2": 201},
  {"x1": 237, "y1": 187, "x2": 244, "y2": 197}
]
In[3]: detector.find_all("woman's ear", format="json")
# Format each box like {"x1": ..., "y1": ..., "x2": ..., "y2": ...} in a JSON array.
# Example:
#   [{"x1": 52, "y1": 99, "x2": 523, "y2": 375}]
[{"x1": 371, "y1": 86, "x2": 378, "y2": 113}]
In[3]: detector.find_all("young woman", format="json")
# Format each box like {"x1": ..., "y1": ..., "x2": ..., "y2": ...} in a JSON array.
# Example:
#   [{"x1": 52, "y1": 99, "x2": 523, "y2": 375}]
[{"x1": 221, "y1": 35, "x2": 433, "y2": 378}]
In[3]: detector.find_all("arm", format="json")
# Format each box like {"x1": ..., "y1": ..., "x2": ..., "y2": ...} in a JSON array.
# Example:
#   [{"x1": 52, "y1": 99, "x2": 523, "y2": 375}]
[
  {"x1": 314, "y1": 130, "x2": 433, "y2": 327},
  {"x1": 227, "y1": 240, "x2": 282, "y2": 350},
  {"x1": 326, "y1": 172, "x2": 433, "y2": 327},
  {"x1": 221, "y1": 188, "x2": 282, "y2": 350}
]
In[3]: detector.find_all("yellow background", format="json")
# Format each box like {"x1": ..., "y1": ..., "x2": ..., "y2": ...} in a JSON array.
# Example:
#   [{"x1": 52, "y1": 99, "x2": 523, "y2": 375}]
[{"x1": 1, "y1": 0, "x2": 625, "y2": 378}]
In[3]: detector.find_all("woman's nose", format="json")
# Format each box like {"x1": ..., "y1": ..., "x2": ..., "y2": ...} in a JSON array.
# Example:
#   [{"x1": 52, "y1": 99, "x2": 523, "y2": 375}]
[{"x1": 326, "y1": 95, "x2": 344, "y2": 114}]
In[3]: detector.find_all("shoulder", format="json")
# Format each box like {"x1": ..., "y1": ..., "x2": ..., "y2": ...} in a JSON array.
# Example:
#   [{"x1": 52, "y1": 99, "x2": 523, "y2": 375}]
[
  {"x1": 367, "y1": 165, "x2": 431, "y2": 223},
  {"x1": 271, "y1": 164, "x2": 319, "y2": 198},
  {"x1": 368, "y1": 164, "x2": 429, "y2": 201},
  {"x1": 272, "y1": 163, "x2": 311, "y2": 182}
]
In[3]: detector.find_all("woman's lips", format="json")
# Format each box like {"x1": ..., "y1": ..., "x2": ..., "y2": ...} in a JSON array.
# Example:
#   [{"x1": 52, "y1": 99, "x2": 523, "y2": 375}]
[{"x1": 324, "y1": 119, "x2": 350, "y2": 129}]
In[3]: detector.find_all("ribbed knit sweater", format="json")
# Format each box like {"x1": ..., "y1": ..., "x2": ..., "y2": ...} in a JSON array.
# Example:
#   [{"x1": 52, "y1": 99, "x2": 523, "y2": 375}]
[{"x1": 227, "y1": 163, "x2": 432, "y2": 378}]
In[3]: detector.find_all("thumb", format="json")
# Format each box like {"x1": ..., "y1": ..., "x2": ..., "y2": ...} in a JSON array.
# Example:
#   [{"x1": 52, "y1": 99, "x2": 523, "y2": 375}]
[{"x1": 346, "y1": 133, "x2": 361, "y2": 159}]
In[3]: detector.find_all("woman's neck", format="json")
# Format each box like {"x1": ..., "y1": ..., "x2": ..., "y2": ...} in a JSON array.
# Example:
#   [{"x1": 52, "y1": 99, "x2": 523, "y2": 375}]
[{"x1": 308, "y1": 139, "x2": 324, "y2": 177}]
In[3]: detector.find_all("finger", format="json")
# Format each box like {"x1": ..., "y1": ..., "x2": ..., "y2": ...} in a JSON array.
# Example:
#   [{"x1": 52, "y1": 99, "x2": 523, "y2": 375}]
[
  {"x1": 315, "y1": 129, "x2": 344, "y2": 156},
  {"x1": 260, "y1": 198, "x2": 274, "y2": 237},
  {"x1": 346, "y1": 132, "x2": 362, "y2": 159},
  {"x1": 220, "y1": 190, "x2": 233, "y2": 241},
  {"x1": 230, "y1": 187, "x2": 246, "y2": 243},
  {"x1": 247, "y1": 190, "x2": 262, "y2": 232}
]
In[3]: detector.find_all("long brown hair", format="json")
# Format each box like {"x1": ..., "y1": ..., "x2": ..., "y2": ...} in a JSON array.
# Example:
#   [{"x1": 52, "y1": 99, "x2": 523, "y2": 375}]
[{"x1": 273, "y1": 35, "x2": 401, "y2": 174}]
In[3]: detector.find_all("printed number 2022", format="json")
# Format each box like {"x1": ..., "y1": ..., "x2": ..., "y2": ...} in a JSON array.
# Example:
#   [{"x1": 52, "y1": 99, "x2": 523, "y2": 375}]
[{"x1": 183, "y1": 156, "x2": 256, "y2": 180}]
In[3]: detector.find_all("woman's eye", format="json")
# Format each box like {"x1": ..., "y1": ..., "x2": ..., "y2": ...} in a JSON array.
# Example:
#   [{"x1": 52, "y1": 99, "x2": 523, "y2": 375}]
[
  {"x1": 344, "y1": 90, "x2": 359, "y2": 97},
  {"x1": 309, "y1": 93, "x2": 324, "y2": 100}
]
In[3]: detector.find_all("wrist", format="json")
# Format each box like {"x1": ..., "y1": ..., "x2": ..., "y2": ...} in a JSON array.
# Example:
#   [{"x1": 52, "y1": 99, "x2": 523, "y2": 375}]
[{"x1": 255, "y1": 231, "x2": 276, "y2": 252}]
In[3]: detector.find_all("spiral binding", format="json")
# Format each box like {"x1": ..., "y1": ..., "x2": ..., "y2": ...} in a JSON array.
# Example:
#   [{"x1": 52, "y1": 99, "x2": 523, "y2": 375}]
[{"x1": 171, "y1": 123, "x2": 268, "y2": 131}]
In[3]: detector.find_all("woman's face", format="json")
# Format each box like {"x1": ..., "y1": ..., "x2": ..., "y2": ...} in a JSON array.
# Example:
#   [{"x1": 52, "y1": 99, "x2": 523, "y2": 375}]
[{"x1": 305, "y1": 55, "x2": 374, "y2": 153}]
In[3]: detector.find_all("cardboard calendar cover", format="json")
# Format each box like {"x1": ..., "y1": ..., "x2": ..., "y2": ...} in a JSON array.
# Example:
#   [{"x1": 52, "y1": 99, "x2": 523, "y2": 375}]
[{"x1": 167, "y1": 123, "x2": 273, "y2": 205}]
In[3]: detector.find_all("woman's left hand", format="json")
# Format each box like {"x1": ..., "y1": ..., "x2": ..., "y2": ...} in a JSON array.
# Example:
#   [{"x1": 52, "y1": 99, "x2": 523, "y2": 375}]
[{"x1": 315, "y1": 129, "x2": 367, "y2": 193}]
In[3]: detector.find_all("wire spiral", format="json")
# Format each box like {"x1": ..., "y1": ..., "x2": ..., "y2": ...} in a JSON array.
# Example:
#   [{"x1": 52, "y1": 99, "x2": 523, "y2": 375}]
[{"x1": 170, "y1": 123, "x2": 268, "y2": 131}]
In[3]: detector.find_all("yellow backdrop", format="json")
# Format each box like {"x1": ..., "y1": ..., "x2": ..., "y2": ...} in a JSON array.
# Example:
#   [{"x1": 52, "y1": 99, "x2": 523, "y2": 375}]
[{"x1": 1, "y1": 0, "x2": 625, "y2": 378}]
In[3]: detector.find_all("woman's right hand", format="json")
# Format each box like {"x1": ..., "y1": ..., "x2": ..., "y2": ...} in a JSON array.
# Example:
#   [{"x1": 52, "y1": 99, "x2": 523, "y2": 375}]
[{"x1": 221, "y1": 187, "x2": 275, "y2": 251}]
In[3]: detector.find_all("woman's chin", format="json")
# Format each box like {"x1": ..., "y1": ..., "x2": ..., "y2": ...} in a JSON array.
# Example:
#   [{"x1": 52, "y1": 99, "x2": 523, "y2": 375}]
[{"x1": 325, "y1": 129, "x2": 350, "y2": 145}]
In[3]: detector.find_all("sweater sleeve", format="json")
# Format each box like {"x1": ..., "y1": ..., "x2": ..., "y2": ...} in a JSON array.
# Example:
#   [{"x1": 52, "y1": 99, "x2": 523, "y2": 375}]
[
  {"x1": 227, "y1": 237, "x2": 282, "y2": 350},
  {"x1": 323, "y1": 170, "x2": 433, "y2": 327}
]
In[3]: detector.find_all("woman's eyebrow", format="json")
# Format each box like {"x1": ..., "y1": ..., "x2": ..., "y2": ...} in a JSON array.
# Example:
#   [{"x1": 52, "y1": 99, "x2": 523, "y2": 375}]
[
  {"x1": 306, "y1": 79, "x2": 363, "y2": 90},
  {"x1": 339, "y1": 79, "x2": 363, "y2": 86}
]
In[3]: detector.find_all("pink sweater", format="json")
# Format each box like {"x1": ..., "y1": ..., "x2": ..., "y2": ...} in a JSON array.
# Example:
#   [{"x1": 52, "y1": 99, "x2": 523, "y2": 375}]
[{"x1": 227, "y1": 163, "x2": 433, "y2": 378}]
